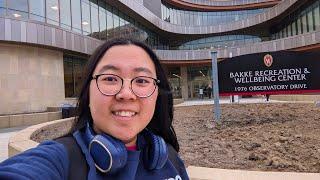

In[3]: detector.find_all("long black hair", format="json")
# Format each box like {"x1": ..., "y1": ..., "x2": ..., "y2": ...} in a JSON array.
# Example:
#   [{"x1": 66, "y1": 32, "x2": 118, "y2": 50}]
[{"x1": 72, "y1": 38, "x2": 180, "y2": 152}]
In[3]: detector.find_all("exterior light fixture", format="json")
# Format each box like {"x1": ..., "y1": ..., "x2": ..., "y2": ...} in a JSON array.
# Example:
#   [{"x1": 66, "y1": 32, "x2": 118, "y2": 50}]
[
  {"x1": 13, "y1": 13, "x2": 21, "y2": 18},
  {"x1": 199, "y1": 71, "x2": 205, "y2": 77},
  {"x1": 172, "y1": 74, "x2": 181, "y2": 78},
  {"x1": 51, "y1": 6, "x2": 59, "y2": 10},
  {"x1": 82, "y1": 21, "x2": 89, "y2": 25}
]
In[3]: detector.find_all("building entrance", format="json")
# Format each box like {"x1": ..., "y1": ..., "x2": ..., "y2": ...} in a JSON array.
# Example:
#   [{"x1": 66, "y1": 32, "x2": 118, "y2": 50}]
[
  {"x1": 187, "y1": 66, "x2": 212, "y2": 99},
  {"x1": 189, "y1": 78, "x2": 212, "y2": 99}
]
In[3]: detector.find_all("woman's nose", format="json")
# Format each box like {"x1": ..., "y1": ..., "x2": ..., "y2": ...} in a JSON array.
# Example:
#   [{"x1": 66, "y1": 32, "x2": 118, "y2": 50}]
[{"x1": 115, "y1": 80, "x2": 137, "y2": 101}]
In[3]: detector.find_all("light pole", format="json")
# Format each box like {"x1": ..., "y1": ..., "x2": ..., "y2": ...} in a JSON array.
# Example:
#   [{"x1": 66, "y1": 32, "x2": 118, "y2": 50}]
[{"x1": 211, "y1": 51, "x2": 221, "y2": 123}]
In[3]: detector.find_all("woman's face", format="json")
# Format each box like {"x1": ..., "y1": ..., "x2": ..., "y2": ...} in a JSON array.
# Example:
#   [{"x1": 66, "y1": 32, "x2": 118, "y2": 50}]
[{"x1": 89, "y1": 45, "x2": 158, "y2": 147}]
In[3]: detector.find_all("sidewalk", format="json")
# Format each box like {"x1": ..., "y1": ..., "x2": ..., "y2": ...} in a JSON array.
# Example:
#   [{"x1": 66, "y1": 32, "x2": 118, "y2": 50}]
[
  {"x1": 175, "y1": 97, "x2": 288, "y2": 107},
  {"x1": 0, "y1": 126, "x2": 27, "y2": 162},
  {"x1": 187, "y1": 166, "x2": 320, "y2": 180}
]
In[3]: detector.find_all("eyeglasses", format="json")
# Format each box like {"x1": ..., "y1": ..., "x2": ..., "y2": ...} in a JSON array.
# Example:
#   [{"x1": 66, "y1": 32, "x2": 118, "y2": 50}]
[{"x1": 92, "y1": 74, "x2": 160, "y2": 98}]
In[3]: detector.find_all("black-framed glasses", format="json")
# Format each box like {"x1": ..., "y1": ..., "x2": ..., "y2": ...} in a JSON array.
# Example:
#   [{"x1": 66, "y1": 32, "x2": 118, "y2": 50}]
[{"x1": 92, "y1": 74, "x2": 160, "y2": 98}]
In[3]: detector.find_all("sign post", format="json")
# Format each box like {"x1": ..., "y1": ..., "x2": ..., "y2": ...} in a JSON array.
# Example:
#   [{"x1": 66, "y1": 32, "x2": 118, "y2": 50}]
[{"x1": 211, "y1": 51, "x2": 221, "y2": 123}]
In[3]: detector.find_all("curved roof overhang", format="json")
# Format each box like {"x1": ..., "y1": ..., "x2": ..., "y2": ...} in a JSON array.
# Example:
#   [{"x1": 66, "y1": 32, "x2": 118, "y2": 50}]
[
  {"x1": 163, "y1": 0, "x2": 281, "y2": 11},
  {"x1": 156, "y1": 30, "x2": 320, "y2": 63},
  {"x1": 115, "y1": 0, "x2": 306, "y2": 35}
]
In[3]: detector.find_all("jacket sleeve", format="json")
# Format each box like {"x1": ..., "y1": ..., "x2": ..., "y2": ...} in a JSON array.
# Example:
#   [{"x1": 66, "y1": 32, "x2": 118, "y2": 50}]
[{"x1": 0, "y1": 140, "x2": 69, "y2": 180}]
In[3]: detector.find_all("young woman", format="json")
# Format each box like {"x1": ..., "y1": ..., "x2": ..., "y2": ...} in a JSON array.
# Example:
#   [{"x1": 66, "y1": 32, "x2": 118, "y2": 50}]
[{"x1": 0, "y1": 38, "x2": 189, "y2": 180}]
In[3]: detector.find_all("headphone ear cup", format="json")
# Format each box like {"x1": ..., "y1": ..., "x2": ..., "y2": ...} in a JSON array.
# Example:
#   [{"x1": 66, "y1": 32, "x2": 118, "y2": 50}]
[
  {"x1": 89, "y1": 134, "x2": 127, "y2": 174},
  {"x1": 142, "y1": 131, "x2": 168, "y2": 170}
]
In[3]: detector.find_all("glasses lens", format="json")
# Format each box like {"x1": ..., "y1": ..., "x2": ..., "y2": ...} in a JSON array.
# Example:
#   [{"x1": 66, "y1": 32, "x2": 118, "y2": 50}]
[
  {"x1": 97, "y1": 74, "x2": 122, "y2": 95},
  {"x1": 132, "y1": 76, "x2": 157, "y2": 97}
]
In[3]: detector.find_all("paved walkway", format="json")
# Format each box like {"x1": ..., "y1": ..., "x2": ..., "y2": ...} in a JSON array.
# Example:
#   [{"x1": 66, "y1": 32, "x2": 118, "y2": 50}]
[
  {"x1": 188, "y1": 166, "x2": 320, "y2": 180},
  {"x1": 0, "y1": 126, "x2": 27, "y2": 162},
  {"x1": 175, "y1": 97, "x2": 289, "y2": 107}
]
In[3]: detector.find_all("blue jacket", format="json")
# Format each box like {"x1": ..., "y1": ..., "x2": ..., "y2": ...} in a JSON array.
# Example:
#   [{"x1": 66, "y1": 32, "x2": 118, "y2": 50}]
[{"x1": 0, "y1": 131, "x2": 189, "y2": 180}]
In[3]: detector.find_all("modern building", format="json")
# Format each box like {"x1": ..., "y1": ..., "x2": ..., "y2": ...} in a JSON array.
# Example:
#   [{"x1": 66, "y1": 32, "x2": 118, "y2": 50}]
[{"x1": 0, "y1": 0, "x2": 320, "y2": 115}]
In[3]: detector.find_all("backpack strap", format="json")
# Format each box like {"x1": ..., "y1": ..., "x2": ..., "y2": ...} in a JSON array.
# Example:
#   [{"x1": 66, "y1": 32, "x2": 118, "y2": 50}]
[
  {"x1": 55, "y1": 136, "x2": 88, "y2": 180},
  {"x1": 167, "y1": 144, "x2": 184, "y2": 173}
]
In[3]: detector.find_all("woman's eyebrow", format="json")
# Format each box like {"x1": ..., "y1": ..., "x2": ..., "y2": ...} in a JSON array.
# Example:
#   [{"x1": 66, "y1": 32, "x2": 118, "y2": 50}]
[
  {"x1": 97, "y1": 65, "x2": 119, "y2": 74},
  {"x1": 97, "y1": 65, "x2": 153, "y2": 75},
  {"x1": 134, "y1": 67, "x2": 153, "y2": 75}
]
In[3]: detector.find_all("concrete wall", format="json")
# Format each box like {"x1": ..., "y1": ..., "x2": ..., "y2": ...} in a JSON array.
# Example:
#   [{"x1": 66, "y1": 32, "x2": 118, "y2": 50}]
[
  {"x1": 0, "y1": 111, "x2": 61, "y2": 129},
  {"x1": 143, "y1": 0, "x2": 162, "y2": 18},
  {"x1": 8, "y1": 117, "x2": 75, "y2": 157},
  {"x1": 0, "y1": 43, "x2": 65, "y2": 115},
  {"x1": 180, "y1": 66, "x2": 189, "y2": 100}
]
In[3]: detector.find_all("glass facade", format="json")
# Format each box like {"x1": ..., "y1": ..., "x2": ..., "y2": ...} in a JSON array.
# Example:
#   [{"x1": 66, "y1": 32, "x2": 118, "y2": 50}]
[
  {"x1": 166, "y1": 67, "x2": 182, "y2": 98},
  {"x1": 187, "y1": 66, "x2": 212, "y2": 99},
  {"x1": 64, "y1": 55, "x2": 88, "y2": 97},
  {"x1": 272, "y1": 0, "x2": 320, "y2": 39},
  {"x1": 81, "y1": 0, "x2": 91, "y2": 35},
  {"x1": 29, "y1": 0, "x2": 45, "y2": 22},
  {"x1": 175, "y1": 35, "x2": 263, "y2": 50},
  {"x1": 0, "y1": 0, "x2": 165, "y2": 48},
  {"x1": 91, "y1": 0, "x2": 99, "y2": 37},
  {"x1": 0, "y1": 0, "x2": 5, "y2": 16},
  {"x1": 71, "y1": 0, "x2": 82, "y2": 33},
  {"x1": 161, "y1": 2, "x2": 268, "y2": 26},
  {"x1": 46, "y1": 0, "x2": 59, "y2": 26},
  {"x1": 60, "y1": 0, "x2": 71, "y2": 30},
  {"x1": 98, "y1": 0, "x2": 107, "y2": 40},
  {"x1": 0, "y1": 0, "x2": 4, "y2": 7},
  {"x1": 7, "y1": 0, "x2": 28, "y2": 19}
]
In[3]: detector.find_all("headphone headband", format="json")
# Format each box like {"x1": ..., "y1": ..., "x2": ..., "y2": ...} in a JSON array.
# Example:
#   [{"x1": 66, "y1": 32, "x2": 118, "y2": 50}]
[{"x1": 82, "y1": 124, "x2": 168, "y2": 174}]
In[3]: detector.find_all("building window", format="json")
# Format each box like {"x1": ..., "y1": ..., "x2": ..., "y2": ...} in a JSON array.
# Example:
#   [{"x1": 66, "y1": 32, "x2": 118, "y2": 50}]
[
  {"x1": 90, "y1": 0, "x2": 99, "y2": 38},
  {"x1": 7, "y1": 0, "x2": 28, "y2": 19},
  {"x1": 284, "y1": 26, "x2": 288, "y2": 37},
  {"x1": 112, "y1": 7, "x2": 120, "y2": 37},
  {"x1": 98, "y1": 0, "x2": 107, "y2": 40},
  {"x1": 167, "y1": 67, "x2": 182, "y2": 99},
  {"x1": 0, "y1": 0, "x2": 5, "y2": 16},
  {"x1": 64, "y1": 55, "x2": 87, "y2": 97},
  {"x1": 46, "y1": 0, "x2": 59, "y2": 26},
  {"x1": 292, "y1": 21, "x2": 297, "y2": 35},
  {"x1": 187, "y1": 66, "x2": 212, "y2": 99},
  {"x1": 106, "y1": 4, "x2": 113, "y2": 38},
  {"x1": 81, "y1": 0, "x2": 91, "y2": 35},
  {"x1": 315, "y1": 5, "x2": 320, "y2": 30},
  {"x1": 307, "y1": 9, "x2": 314, "y2": 31},
  {"x1": 302, "y1": 13, "x2": 308, "y2": 33},
  {"x1": 297, "y1": 17, "x2": 302, "y2": 34},
  {"x1": 119, "y1": 12, "x2": 125, "y2": 37},
  {"x1": 0, "y1": 0, "x2": 4, "y2": 7},
  {"x1": 29, "y1": 0, "x2": 45, "y2": 22},
  {"x1": 71, "y1": 0, "x2": 82, "y2": 33},
  {"x1": 60, "y1": 0, "x2": 72, "y2": 30}
]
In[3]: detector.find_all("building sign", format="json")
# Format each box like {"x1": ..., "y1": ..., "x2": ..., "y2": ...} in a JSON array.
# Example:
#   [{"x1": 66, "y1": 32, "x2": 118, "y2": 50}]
[{"x1": 218, "y1": 51, "x2": 320, "y2": 96}]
